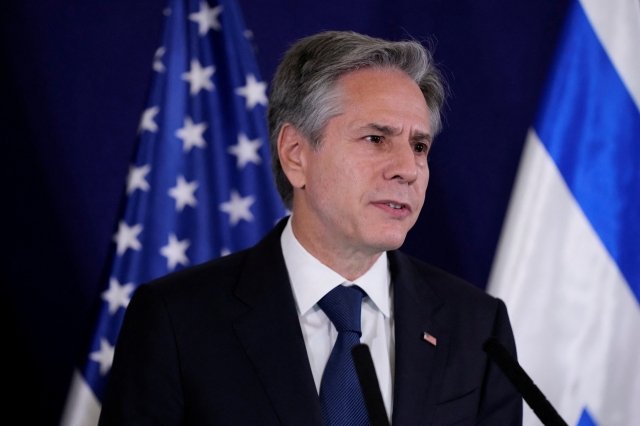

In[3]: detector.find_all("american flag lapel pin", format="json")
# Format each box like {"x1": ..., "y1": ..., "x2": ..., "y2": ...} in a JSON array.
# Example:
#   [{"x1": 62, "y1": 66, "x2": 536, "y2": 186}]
[{"x1": 423, "y1": 332, "x2": 437, "y2": 346}]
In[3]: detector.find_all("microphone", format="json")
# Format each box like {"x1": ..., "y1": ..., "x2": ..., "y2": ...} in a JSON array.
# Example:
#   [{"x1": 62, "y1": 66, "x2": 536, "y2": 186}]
[
  {"x1": 351, "y1": 344, "x2": 391, "y2": 426},
  {"x1": 482, "y1": 337, "x2": 568, "y2": 426}
]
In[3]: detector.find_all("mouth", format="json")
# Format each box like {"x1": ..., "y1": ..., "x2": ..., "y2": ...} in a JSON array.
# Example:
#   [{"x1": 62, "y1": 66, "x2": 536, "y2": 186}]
[
  {"x1": 386, "y1": 202, "x2": 405, "y2": 210},
  {"x1": 373, "y1": 200, "x2": 412, "y2": 214}
]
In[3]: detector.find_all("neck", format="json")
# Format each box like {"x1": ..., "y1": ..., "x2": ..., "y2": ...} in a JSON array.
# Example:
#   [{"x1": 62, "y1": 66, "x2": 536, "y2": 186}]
[{"x1": 290, "y1": 215, "x2": 383, "y2": 281}]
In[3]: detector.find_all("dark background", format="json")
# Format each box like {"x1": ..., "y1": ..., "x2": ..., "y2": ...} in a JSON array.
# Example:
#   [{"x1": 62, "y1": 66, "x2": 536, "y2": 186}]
[{"x1": 0, "y1": 0, "x2": 571, "y2": 423}]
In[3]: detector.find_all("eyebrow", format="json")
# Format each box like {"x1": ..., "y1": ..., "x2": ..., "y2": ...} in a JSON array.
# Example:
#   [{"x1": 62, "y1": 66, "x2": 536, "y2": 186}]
[
  {"x1": 363, "y1": 123, "x2": 400, "y2": 135},
  {"x1": 361, "y1": 123, "x2": 432, "y2": 143}
]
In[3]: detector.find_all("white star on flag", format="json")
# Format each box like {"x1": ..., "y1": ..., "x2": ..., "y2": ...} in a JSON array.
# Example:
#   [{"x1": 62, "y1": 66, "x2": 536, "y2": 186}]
[
  {"x1": 181, "y1": 59, "x2": 215, "y2": 95},
  {"x1": 227, "y1": 133, "x2": 262, "y2": 169},
  {"x1": 235, "y1": 74, "x2": 268, "y2": 110},
  {"x1": 89, "y1": 338, "x2": 115, "y2": 376},
  {"x1": 169, "y1": 175, "x2": 198, "y2": 211},
  {"x1": 113, "y1": 220, "x2": 143, "y2": 255},
  {"x1": 126, "y1": 164, "x2": 151, "y2": 195},
  {"x1": 220, "y1": 247, "x2": 231, "y2": 256},
  {"x1": 175, "y1": 116, "x2": 208, "y2": 152},
  {"x1": 153, "y1": 46, "x2": 166, "y2": 72},
  {"x1": 101, "y1": 278, "x2": 135, "y2": 314},
  {"x1": 188, "y1": 2, "x2": 223, "y2": 35},
  {"x1": 160, "y1": 234, "x2": 191, "y2": 271},
  {"x1": 220, "y1": 189, "x2": 255, "y2": 226},
  {"x1": 139, "y1": 106, "x2": 160, "y2": 133}
]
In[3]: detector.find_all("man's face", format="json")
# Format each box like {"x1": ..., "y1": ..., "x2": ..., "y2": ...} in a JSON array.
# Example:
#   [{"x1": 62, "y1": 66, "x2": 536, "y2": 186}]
[{"x1": 291, "y1": 67, "x2": 432, "y2": 257}]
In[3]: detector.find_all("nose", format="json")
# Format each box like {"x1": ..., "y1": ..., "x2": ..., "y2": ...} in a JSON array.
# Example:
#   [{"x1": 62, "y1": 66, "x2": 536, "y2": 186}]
[{"x1": 383, "y1": 141, "x2": 419, "y2": 183}]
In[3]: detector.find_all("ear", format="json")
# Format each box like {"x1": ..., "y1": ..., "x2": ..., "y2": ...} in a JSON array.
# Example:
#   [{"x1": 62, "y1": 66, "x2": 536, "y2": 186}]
[{"x1": 277, "y1": 124, "x2": 308, "y2": 189}]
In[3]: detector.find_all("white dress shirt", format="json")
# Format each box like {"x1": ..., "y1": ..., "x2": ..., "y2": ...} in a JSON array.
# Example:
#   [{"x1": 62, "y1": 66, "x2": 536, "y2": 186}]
[{"x1": 280, "y1": 218, "x2": 395, "y2": 420}]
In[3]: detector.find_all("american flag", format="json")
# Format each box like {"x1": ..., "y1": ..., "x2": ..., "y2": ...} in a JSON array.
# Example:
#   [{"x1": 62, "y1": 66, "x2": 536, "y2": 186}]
[
  {"x1": 61, "y1": 0, "x2": 285, "y2": 423},
  {"x1": 422, "y1": 332, "x2": 437, "y2": 347}
]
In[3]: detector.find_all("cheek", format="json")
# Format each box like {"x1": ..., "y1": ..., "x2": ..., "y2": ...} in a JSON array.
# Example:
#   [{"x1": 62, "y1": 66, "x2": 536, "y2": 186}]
[
  {"x1": 326, "y1": 155, "x2": 363, "y2": 191},
  {"x1": 423, "y1": 167, "x2": 430, "y2": 190},
  {"x1": 415, "y1": 168, "x2": 430, "y2": 205},
  {"x1": 308, "y1": 161, "x2": 347, "y2": 207}
]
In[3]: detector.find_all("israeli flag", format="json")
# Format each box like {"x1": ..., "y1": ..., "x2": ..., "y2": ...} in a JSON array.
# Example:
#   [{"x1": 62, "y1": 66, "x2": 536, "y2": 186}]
[{"x1": 488, "y1": 0, "x2": 640, "y2": 425}]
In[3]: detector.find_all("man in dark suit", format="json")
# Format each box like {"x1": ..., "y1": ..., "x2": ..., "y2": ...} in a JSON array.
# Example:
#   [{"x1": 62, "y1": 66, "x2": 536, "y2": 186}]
[{"x1": 100, "y1": 31, "x2": 522, "y2": 425}]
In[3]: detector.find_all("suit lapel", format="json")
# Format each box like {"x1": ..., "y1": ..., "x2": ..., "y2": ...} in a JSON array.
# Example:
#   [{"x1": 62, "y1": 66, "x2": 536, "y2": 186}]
[
  {"x1": 390, "y1": 251, "x2": 450, "y2": 426},
  {"x1": 232, "y1": 220, "x2": 324, "y2": 426}
]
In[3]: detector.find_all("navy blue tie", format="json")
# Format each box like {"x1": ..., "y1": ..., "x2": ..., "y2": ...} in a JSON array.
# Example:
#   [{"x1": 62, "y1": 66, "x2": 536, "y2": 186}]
[{"x1": 318, "y1": 285, "x2": 370, "y2": 426}]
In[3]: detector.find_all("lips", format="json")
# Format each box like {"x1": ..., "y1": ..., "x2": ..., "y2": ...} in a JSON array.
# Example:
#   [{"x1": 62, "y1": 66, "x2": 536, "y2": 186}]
[{"x1": 373, "y1": 200, "x2": 412, "y2": 213}]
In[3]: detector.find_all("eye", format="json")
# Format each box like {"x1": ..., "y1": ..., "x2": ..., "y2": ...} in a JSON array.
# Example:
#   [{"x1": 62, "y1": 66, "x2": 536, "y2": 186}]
[
  {"x1": 413, "y1": 142, "x2": 429, "y2": 154},
  {"x1": 365, "y1": 135, "x2": 383, "y2": 144}
]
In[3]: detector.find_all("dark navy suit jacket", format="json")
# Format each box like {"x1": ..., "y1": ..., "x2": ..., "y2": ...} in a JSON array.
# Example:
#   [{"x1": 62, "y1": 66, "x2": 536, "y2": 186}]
[{"x1": 100, "y1": 219, "x2": 522, "y2": 425}]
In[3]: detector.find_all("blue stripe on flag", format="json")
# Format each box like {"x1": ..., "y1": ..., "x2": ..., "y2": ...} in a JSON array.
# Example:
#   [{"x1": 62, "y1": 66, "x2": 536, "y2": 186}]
[
  {"x1": 576, "y1": 408, "x2": 598, "y2": 426},
  {"x1": 534, "y1": 0, "x2": 640, "y2": 304}
]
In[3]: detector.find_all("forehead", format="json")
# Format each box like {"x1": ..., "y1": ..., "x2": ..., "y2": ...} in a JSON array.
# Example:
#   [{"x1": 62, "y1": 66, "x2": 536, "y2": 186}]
[{"x1": 332, "y1": 68, "x2": 431, "y2": 133}]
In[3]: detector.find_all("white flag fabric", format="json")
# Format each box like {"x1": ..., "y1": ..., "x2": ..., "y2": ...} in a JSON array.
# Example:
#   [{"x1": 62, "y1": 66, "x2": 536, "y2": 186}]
[{"x1": 488, "y1": 0, "x2": 640, "y2": 425}]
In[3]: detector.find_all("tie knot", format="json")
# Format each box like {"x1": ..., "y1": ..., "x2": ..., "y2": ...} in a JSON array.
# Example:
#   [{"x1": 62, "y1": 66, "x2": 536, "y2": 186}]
[{"x1": 318, "y1": 285, "x2": 365, "y2": 335}]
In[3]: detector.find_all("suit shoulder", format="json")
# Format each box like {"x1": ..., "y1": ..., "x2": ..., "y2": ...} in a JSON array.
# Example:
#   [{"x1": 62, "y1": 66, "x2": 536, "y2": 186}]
[
  {"x1": 397, "y1": 252, "x2": 501, "y2": 310},
  {"x1": 146, "y1": 248, "x2": 250, "y2": 298},
  {"x1": 144, "y1": 219, "x2": 288, "y2": 298}
]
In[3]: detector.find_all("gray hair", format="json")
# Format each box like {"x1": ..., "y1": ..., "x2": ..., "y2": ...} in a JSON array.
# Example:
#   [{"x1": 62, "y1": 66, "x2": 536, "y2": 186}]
[{"x1": 267, "y1": 31, "x2": 446, "y2": 209}]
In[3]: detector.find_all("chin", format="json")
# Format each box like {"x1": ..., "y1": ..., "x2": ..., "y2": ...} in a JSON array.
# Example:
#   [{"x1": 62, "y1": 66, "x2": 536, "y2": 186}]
[{"x1": 366, "y1": 230, "x2": 408, "y2": 252}]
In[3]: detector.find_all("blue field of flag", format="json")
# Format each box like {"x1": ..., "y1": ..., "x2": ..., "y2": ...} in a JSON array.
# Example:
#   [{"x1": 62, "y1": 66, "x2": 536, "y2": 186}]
[{"x1": 77, "y1": 0, "x2": 285, "y2": 405}]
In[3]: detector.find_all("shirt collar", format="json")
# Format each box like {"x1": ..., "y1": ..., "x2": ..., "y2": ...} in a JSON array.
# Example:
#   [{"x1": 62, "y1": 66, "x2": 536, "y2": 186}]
[{"x1": 281, "y1": 217, "x2": 391, "y2": 317}]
